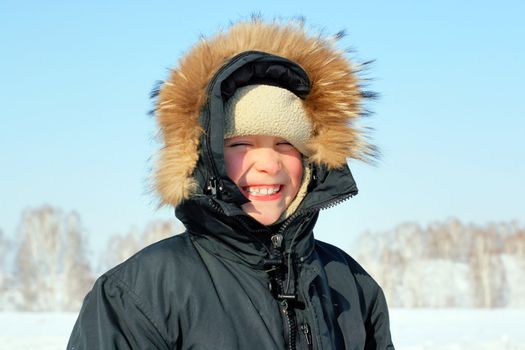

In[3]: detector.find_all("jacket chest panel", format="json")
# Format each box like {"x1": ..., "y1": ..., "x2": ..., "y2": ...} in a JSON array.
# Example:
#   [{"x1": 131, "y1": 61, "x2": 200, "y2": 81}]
[{"x1": 182, "y1": 244, "x2": 286, "y2": 349}]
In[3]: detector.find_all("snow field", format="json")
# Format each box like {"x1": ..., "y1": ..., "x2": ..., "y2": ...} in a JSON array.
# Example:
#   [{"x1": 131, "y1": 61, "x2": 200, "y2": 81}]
[
  {"x1": 390, "y1": 309, "x2": 525, "y2": 350},
  {"x1": 1, "y1": 309, "x2": 524, "y2": 349},
  {"x1": 0, "y1": 312, "x2": 76, "y2": 350}
]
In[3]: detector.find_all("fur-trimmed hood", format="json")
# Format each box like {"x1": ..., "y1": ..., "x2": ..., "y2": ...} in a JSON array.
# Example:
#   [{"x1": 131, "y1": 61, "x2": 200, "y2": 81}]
[{"x1": 153, "y1": 19, "x2": 376, "y2": 208}]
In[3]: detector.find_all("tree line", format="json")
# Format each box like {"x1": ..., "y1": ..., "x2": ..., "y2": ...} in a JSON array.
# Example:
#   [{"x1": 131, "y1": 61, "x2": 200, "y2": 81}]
[
  {"x1": 1, "y1": 206, "x2": 523, "y2": 311},
  {"x1": 355, "y1": 218, "x2": 525, "y2": 308},
  {"x1": 0, "y1": 205, "x2": 181, "y2": 311}
]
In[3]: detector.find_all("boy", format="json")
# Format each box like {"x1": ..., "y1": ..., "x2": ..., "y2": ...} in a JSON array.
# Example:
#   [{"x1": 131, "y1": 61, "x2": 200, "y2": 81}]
[{"x1": 68, "y1": 19, "x2": 394, "y2": 349}]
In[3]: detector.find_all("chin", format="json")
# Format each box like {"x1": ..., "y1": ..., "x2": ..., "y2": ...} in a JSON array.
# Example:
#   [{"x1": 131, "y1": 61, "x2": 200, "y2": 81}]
[
  {"x1": 245, "y1": 211, "x2": 279, "y2": 226},
  {"x1": 242, "y1": 204, "x2": 283, "y2": 226},
  {"x1": 255, "y1": 215, "x2": 280, "y2": 226}
]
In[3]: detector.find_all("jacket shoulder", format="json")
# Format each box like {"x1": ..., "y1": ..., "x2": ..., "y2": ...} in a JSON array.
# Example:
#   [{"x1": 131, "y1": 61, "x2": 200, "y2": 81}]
[
  {"x1": 68, "y1": 233, "x2": 197, "y2": 349},
  {"x1": 314, "y1": 239, "x2": 374, "y2": 281},
  {"x1": 314, "y1": 239, "x2": 383, "y2": 306},
  {"x1": 314, "y1": 239, "x2": 394, "y2": 349},
  {"x1": 104, "y1": 232, "x2": 201, "y2": 295}
]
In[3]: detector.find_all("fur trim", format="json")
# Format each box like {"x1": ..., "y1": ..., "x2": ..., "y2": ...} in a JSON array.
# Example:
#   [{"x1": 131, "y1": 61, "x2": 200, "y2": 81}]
[{"x1": 154, "y1": 19, "x2": 376, "y2": 207}]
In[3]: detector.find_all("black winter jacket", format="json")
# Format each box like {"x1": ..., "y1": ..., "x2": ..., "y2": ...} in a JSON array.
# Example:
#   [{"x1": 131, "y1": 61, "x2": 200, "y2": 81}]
[
  {"x1": 68, "y1": 198, "x2": 394, "y2": 349},
  {"x1": 69, "y1": 21, "x2": 394, "y2": 350}
]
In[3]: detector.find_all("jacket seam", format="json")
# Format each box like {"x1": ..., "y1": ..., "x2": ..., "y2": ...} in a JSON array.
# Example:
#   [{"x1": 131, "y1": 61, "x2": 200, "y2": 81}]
[
  {"x1": 307, "y1": 289, "x2": 324, "y2": 350},
  {"x1": 107, "y1": 272, "x2": 171, "y2": 348},
  {"x1": 368, "y1": 283, "x2": 381, "y2": 322}
]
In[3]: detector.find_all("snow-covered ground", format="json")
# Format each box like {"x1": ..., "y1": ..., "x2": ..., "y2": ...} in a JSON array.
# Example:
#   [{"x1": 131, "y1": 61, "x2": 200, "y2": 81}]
[
  {"x1": 390, "y1": 309, "x2": 525, "y2": 350},
  {"x1": 0, "y1": 312, "x2": 77, "y2": 350},
  {"x1": 1, "y1": 309, "x2": 524, "y2": 349}
]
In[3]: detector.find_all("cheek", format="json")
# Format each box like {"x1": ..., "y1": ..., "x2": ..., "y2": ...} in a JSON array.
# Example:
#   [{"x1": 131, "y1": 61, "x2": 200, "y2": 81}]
[{"x1": 224, "y1": 151, "x2": 244, "y2": 182}]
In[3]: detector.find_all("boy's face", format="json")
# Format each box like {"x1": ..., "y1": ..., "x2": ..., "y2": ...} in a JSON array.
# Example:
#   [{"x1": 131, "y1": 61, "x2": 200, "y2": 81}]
[{"x1": 224, "y1": 135, "x2": 303, "y2": 226}]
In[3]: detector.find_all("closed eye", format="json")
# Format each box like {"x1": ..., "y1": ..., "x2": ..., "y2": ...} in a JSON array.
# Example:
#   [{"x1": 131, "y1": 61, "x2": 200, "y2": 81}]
[
  {"x1": 227, "y1": 142, "x2": 251, "y2": 147},
  {"x1": 276, "y1": 141, "x2": 295, "y2": 149}
]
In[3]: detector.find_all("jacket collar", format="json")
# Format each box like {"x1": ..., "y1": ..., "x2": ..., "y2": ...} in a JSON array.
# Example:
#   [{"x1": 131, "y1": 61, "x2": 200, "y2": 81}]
[
  {"x1": 175, "y1": 197, "x2": 317, "y2": 268},
  {"x1": 175, "y1": 161, "x2": 357, "y2": 269}
]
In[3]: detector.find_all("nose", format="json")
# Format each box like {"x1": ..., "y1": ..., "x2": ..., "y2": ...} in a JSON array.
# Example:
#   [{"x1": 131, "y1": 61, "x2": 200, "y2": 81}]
[{"x1": 253, "y1": 148, "x2": 282, "y2": 175}]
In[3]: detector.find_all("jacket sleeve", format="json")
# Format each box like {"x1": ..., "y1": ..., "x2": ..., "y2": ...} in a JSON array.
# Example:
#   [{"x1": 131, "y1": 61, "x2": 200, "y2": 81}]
[
  {"x1": 364, "y1": 286, "x2": 395, "y2": 350},
  {"x1": 67, "y1": 273, "x2": 172, "y2": 350}
]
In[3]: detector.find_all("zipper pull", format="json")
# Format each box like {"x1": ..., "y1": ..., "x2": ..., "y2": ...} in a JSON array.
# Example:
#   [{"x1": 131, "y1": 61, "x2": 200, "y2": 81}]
[
  {"x1": 280, "y1": 300, "x2": 288, "y2": 314},
  {"x1": 270, "y1": 233, "x2": 283, "y2": 249},
  {"x1": 277, "y1": 293, "x2": 297, "y2": 301},
  {"x1": 301, "y1": 323, "x2": 312, "y2": 345},
  {"x1": 207, "y1": 177, "x2": 218, "y2": 196},
  {"x1": 207, "y1": 177, "x2": 224, "y2": 197},
  {"x1": 264, "y1": 234, "x2": 284, "y2": 269}
]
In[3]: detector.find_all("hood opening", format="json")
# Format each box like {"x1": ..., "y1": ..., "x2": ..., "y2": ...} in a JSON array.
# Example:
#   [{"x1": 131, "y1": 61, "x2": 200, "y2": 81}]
[
  {"x1": 221, "y1": 58, "x2": 311, "y2": 102},
  {"x1": 199, "y1": 52, "x2": 312, "y2": 208}
]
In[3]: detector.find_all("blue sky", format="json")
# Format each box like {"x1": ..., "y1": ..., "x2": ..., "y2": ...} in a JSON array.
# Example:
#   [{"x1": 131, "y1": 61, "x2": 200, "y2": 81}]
[{"x1": 1, "y1": 1, "x2": 524, "y2": 255}]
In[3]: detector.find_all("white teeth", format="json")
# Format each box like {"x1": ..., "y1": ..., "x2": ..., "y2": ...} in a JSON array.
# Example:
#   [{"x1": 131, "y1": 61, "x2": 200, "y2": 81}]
[{"x1": 246, "y1": 186, "x2": 280, "y2": 195}]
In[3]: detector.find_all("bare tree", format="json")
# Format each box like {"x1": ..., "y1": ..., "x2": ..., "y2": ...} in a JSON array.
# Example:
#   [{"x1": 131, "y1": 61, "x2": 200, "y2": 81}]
[
  {"x1": 14, "y1": 206, "x2": 94, "y2": 311},
  {"x1": 503, "y1": 222, "x2": 525, "y2": 258},
  {"x1": 355, "y1": 218, "x2": 523, "y2": 308},
  {"x1": 62, "y1": 212, "x2": 95, "y2": 311},
  {"x1": 143, "y1": 220, "x2": 181, "y2": 246},
  {"x1": 468, "y1": 226, "x2": 507, "y2": 307},
  {"x1": 0, "y1": 229, "x2": 15, "y2": 310},
  {"x1": 0, "y1": 229, "x2": 9, "y2": 286},
  {"x1": 99, "y1": 219, "x2": 183, "y2": 272},
  {"x1": 99, "y1": 226, "x2": 142, "y2": 272}
]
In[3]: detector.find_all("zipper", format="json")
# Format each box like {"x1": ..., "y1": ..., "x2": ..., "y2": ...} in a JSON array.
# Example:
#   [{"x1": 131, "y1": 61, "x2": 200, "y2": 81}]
[
  {"x1": 279, "y1": 191, "x2": 355, "y2": 294},
  {"x1": 301, "y1": 323, "x2": 313, "y2": 350},
  {"x1": 281, "y1": 300, "x2": 297, "y2": 350},
  {"x1": 268, "y1": 233, "x2": 296, "y2": 350},
  {"x1": 278, "y1": 191, "x2": 356, "y2": 236},
  {"x1": 279, "y1": 282, "x2": 298, "y2": 350},
  {"x1": 273, "y1": 193, "x2": 354, "y2": 350},
  {"x1": 202, "y1": 51, "x2": 267, "y2": 194}
]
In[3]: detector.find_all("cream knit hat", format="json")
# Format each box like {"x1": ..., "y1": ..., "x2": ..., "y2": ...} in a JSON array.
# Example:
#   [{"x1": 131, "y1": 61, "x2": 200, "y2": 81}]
[{"x1": 224, "y1": 84, "x2": 313, "y2": 155}]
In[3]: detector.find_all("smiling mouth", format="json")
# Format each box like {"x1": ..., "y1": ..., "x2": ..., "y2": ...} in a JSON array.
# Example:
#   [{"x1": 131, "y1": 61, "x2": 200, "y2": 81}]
[{"x1": 242, "y1": 185, "x2": 282, "y2": 197}]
